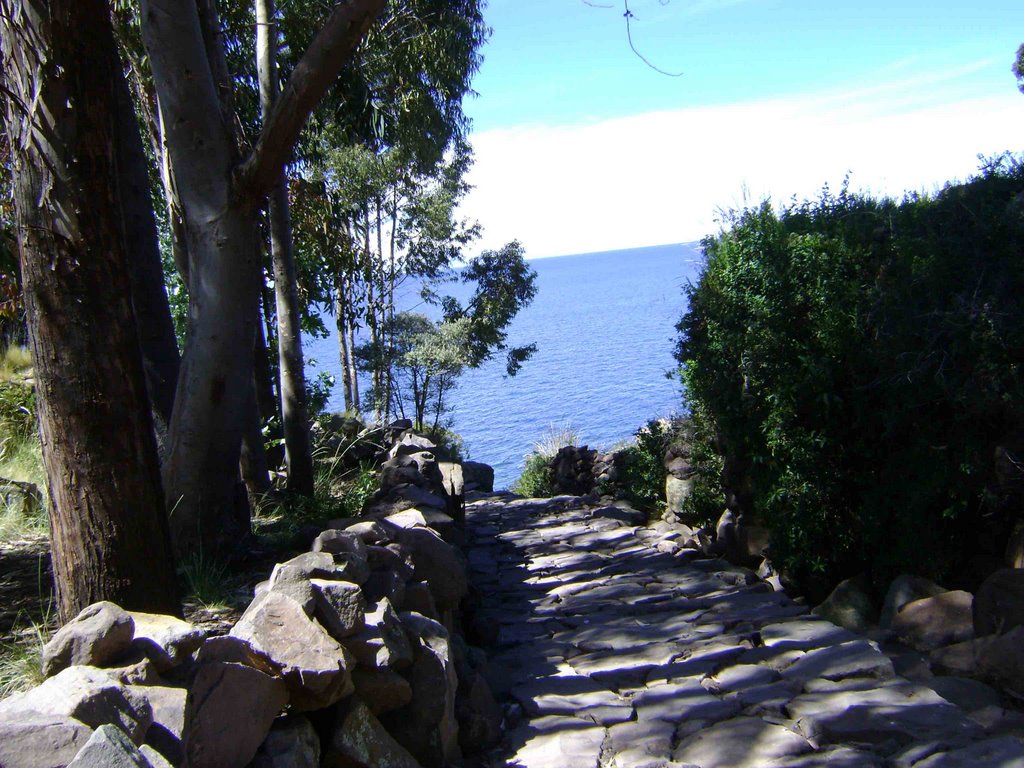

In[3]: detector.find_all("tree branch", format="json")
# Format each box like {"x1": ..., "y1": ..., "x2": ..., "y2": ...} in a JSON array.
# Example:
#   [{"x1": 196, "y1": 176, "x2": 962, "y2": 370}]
[{"x1": 236, "y1": 0, "x2": 386, "y2": 201}]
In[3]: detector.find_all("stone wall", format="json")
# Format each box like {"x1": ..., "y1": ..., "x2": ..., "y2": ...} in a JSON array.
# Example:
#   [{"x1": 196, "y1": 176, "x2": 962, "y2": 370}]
[{"x1": 0, "y1": 423, "x2": 502, "y2": 768}]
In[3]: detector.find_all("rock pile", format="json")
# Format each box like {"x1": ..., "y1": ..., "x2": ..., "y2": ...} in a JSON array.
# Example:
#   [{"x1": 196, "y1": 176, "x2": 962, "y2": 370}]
[{"x1": 0, "y1": 424, "x2": 501, "y2": 768}]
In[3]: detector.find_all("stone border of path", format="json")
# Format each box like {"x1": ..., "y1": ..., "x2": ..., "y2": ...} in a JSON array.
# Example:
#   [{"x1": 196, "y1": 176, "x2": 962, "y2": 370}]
[
  {"x1": 463, "y1": 493, "x2": 1024, "y2": 768},
  {"x1": 0, "y1": 422, "x2": 503, "y2": 768}
]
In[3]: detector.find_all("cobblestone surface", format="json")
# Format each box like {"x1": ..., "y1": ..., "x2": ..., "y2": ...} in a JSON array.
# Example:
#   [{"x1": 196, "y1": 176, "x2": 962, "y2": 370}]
[{"x1": 466, "y1": 494, "x2": 1024, "y2": 768}]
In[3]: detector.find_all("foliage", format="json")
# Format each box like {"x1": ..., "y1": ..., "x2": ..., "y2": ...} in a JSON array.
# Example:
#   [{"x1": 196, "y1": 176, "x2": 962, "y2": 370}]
[
  {"x1": 1015, "y1": 42, "x2": 1024, "y2": 93},
  {"x1": 512, "y1": 423, "x2": 581, "y2": 497},
  {"x1": 616, "y1": 418, "x2": 675, "y2": 511},
  {"x1": 675, "y1": 157, "x2": 1024, "y2": 592},
  {"x1": 512, "y1": 452, "x2": 555, "y2": 498},
  {"x1": 0, "y1": 620, "x2": 48, "y2": 700}
]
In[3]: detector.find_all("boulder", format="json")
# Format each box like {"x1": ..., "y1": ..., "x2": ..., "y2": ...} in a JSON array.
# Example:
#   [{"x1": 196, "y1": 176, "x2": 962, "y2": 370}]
[
  {"x1": 312, "y1": 529, "x2": 368, "y2": 560},
  {"x1": 230, "y1": 591, "x2": 355, "y2": 710},
  {"x1": 665, "y1": 474, "x2": 695, "y2": 519},
  {"x1": 403, "y1": 582, "x2": 439, "y2": 621},
  {"x1": 128, "y1": 612, "x2": 206, "y2": 673},
  {"x1": 437, "y1": 462, "x2": 464, "y2": 523},
  {"x1": 363, "y1": 570, "x2": 407, "y2": 608},
  {"x1": 0, "y1": 665, "x2": 152, "y2": 744},
  {"x1": 393, "y1": 527, "x2": 467, "y2": 610},
  {"x1": 812, "y1": 574, "x2": 878, "y2": 632},
  {"x1": 380, "y1": 612, "x2": 460, "y2": 767},
  {"x1": 250, "y1": 715, "x2": 321, "y2": 768},
  {"x1": 66, "y1": 723, "x2": 150, "y2": 768},
  {"x1": 323, "y1": 698, "x2": 423, "y2": 768},
  {"x1": 455, "y1": 673, "x2": 503, "y2": 753},
  {"x1": 973, "y1": 568, "x2": 1024, "y2": 637},
  {"x1": 976, "y1": 625, "x2": 1024, "y2": 696},
  {"x1": 880, "y1": 575, "x2": 948, "y2": 629},
  {"x1": 366, "y1": 545, "x2": 415, "y2": 581},
  {"x1": 0, "y1": 710, "x2": 93, "y2": 768},
  {"x1": 351, "y1": 666, "x2": 413, "y2": 715},
  {"x1": 461, "y1": 462, "x2": 494, "y2": 493},
  {"x1": 382, "y1": 509, "x2": 429, "y2": 530},
  {"x1": 183, "y1": 660, "x2": 289, "y2": 768},
  {"x1": 344, "y1": 521, "x2": 391, "y2": 545},
  {"x1": 41, "y1": 601, "x2": 135, "y2": 677},
  {"x1": 892, "y1": 591, "x2": 974, "y2": 651},
  {"x1": 311, "y1": 578, "x2": 366, "y2": 640},
  {"x1": 343, "y1": 598, "x2": 413, "y2": 670},
  {"x1": 130, "y1": 685, "x2": 185, "y2": 767}
]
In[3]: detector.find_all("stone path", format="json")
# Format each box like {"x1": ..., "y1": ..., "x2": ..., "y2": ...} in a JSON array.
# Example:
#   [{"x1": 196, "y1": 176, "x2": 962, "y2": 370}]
[{"x1": 465, "y1": 494, "x2": 1024, "y2": 768}]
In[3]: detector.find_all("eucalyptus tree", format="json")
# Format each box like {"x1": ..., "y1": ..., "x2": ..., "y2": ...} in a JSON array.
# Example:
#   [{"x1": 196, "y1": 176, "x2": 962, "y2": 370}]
[{"x1": 0, "y1": 0, "x2": 181, "y2": 619}]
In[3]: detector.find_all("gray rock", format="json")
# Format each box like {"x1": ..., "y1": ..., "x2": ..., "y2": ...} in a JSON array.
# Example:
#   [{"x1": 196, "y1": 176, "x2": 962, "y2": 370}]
[
  {"x1": 130, "y1": 685, "x2": 185, "y2": 767},
  {"x1": 183, "y1": 660, "x2": 289, "y2": 768},
  {"x1": 461, "y1": 461, "x2": 494, "y2": 493},
  {"x1": 351, "y1": 666, "x2": 413, "y2": 714},
  {"x1": 393, "y1": 527, "x2": 467, "y2": 610},
  {"x1": 892, "y1": 590, "x2": 974, "y2": 651},
  {"x1": 403, "y1": 582, "x2": 439, "y2": 620},
  {"x1": 977, "y1": 625, "x2": 1024, "y2": 696},
  {"x1": 880, "y1": 575, "x2": 948, "y2": 629},
  {"x1": 139, "y1": 745, "x2": 173, "y2": 768},
  {"x1": 780, "y1": 640, "x2": 895, "y2": 683},
  {"x1": 974, "y1": 568, "x2": 1024, "y2": 637},
  {"x1": 760, "y1": 619, "x2": 859, "y2": 652},
  {"x1": 363, "y1": 569, "x2": 408, "y2": 609},
  {"x1": 0, "y1": 665, "x2": 152, "y2": 744},
  {"x1": 66, "y1": 724, "x2": 149, "y2": 768},
  {"x1": 312, "y1": 529, "x2": 369, "y2": 560},
  {"x1": 812, "y1": 574, "x2": 878, "y2": 632},
  {"x1": 41, "y1": 602, "x2": 135, "y2": 677},
  {"x1": 323, "y1": 698, "x2": 423, "y2": 768},
  {"x1": 456, "y1": 673, "x2": 502, "y2": 753},
  {"x1": 0, "y1": 710, "x2": 93, "y2": 768},
  {"x1": 673, "y1": 716, "x2": 813, "y2": 767},
  {"x1": 128, "y1": 612, "x2": 206, "y2": 673},
  {"x1": 904, "y1": 736, "x2": 1024, "y2": 767},
  {"x1": 344, "y1": 520, "x2": 391, "y2": 545},
  {"x1": 344, "y1": 598, "x2": 413, "y2": 670},
  {"x1": 230, "y1": 591, "x2": 355, "y2": 710},
  {"x1": 311, "y1": 578, "x2": 366, "y2": 639},
  {"x1": 926, "y1": 676, "x2": 1003, "y2": 712},
  {"x1": 250, "y1": 715, "x2": 321, "y2": 768}
]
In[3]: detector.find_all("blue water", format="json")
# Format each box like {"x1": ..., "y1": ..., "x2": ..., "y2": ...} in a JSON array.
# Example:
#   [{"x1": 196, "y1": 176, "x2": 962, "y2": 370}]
[{"x1": 305, "y1": 242, "x2": 704, "y2": 489}]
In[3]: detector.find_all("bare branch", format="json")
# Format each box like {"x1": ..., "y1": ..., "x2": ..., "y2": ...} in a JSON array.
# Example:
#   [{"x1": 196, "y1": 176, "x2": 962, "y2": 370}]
[
  {"x1": 236, "y1": 0, "x2": 386, "y2": 201},
  {"x1": 623, "y1": 0, "x2": 683, "y2": 77}
]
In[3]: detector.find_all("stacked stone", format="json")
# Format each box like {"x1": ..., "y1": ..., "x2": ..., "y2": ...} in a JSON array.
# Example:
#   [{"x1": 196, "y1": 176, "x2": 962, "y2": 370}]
[
  {"x1": 0, "y1": 425, "x2": 502, "y2": 768},
  {"x1": 464, "y1": 494, "x2": 1024, "y2": 768}
]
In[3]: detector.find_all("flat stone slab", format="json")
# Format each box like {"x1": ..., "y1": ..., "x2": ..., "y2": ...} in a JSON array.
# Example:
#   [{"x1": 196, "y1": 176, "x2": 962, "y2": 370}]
[{"x1": 673, "y1": 716, "x2": 813, "y2": 767}]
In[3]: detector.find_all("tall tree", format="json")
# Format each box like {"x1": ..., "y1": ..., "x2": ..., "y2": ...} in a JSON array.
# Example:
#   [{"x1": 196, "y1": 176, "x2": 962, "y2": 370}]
[
  {"x1": 139, "y1": 0, "x2": 385, "y2": 555},
  {"x1": 0, "y1": 0, "x2": 180, "y2": 620},
  {"x1": 257, "y1": 0, "x2": 314, "y2": 496}
]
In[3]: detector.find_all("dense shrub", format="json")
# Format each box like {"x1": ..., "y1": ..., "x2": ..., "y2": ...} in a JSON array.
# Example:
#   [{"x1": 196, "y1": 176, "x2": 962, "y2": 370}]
[
  {"x1": 512, "y1": 452, "x2": 554, "y2": 497},
  {"x1": 676, "y1": 157, "x2": 1024, "y2": 593}
]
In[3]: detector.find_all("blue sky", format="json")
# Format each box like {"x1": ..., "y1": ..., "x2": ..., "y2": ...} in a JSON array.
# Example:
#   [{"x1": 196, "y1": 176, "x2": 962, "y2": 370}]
[{"x1": 458, "y1": 0, "x2": 1024, "y2": 257}]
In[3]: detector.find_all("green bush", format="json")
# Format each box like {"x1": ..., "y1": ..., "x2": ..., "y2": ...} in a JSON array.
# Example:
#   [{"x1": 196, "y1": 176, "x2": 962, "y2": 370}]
[
  {"x1": 512, "y1": 452, "x2": 555, "y2": 497},
  {"x1": 675, "y1": 157, "x2": 1024, "y2": 592}
]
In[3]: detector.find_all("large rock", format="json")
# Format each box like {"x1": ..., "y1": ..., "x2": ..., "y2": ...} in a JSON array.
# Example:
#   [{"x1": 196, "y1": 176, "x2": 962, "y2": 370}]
[
  {"x1": 880, "y1": 575, "x2": 948, "y2": 629},
  {"x1": 250, "y1": 715, "x2": 321, "y2": 768},
  {"x1": 0, "y1": 710, "x2": 93, "y2": 768},
  {"x1": 323, "y1": 698, "x2": 422, "y2": 768},
  {"x1": 665, "y1": 474, "x2": 695, "y2": 519},
  {"x1": 461, "y1": 462, "x2": 494, "y2": 493},
  {"x1": 455, "y1": 673, "x2": 503, "y2": 753},
  {"x1": 128, "y1": 612, "x2": 206, "y2": 673},
  {"x1": 0, "y1": 665, "x2": 152, "y2": 744},
  {"x1": 976, "y1": 625, "x2": 1024, "y2": 696},
  {"x1": 41, "y1": 602, "x2": 135, "y2": 677},
  {"x1": 351, "y1": 666, "x2": 413, "y2": 715},
  {"x1": 812, "y1": 574, "x2": 878, "y2": 632},
  {"x1": 437, "y1": 462, "x2": 465, "y2": 523},
  {"x1": 66, "y1": 724, "x2": 150, "y2": 768},
  {"x1": 892, "y1": 591, "x2": 974, "y2": 651},
  {"x1": 392, "y1": 527, "x2": 467, "y2": 610},
  {"x1": 343, "y1": 598, "x2": 413, "y2": 670},
  {"x1": 312, "y1": 529, "x2": 369, "y2": 561},
  {"x1": 311, "y1": 579, "x2": 366, "y2": 640},
  {"x1": 230, "y1": 591, "x2": 355, "y2": 710},
  {"x1": 974, "y1": 568, "x2": 1024, "y2": 637},
  {"x1": 379, "y1": 612, "x2": 460, "y2": 768},
  {"x1": 130, "y1": 685, "x2": 185, "y2": 767},
  {"x1": 183, "y1": 660, "x2": 289, "y2": 768}
]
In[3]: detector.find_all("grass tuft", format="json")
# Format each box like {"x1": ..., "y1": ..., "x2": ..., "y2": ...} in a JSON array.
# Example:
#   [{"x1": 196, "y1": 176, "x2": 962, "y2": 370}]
[
  {"x1": 0, "y1": 345, "x2": 31, "y2": 382},
  {"x1": 0, "y1": 615, "x2": 50, "y2": 701},
  {"x1": 179, "y1": 551, "x2": 241, "y2": 611}
]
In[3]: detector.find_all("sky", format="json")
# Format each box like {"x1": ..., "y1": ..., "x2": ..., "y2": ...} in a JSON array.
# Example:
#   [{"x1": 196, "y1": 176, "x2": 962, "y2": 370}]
[{"x1": 457, "y1": 0, "x2": 1024, "y2": 258}]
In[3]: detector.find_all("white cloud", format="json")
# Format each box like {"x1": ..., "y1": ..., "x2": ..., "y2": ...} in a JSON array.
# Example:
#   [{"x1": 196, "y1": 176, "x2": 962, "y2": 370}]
[{"x1": 461, "y1": 71, "x2": 1024, "y2": 259}]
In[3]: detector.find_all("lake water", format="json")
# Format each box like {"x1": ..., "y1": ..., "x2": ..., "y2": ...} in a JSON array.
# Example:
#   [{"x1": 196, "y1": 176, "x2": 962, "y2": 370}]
[{"x1": 305, "y1": 242, "x2": 705, "y2": 488}]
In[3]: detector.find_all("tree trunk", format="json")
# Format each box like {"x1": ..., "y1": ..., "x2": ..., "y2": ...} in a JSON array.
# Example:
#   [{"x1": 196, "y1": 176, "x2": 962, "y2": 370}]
[
  {"x1": 140, "y1": 0, "x2": 385, "y2": 556},
  {"x1": 113, "y1": 43, "x2": 181, "y2": 460},
  {"x1": 258, "y1": 0, "x2": 314, "y2": 496},
  {"x1": 336, "y1": 284, "x2": 353, "y2": 411},
  {"x1": 1, "y1": 0, "x2": 180, "y2": 621}
]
